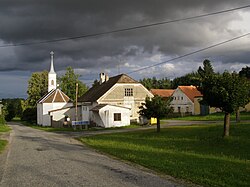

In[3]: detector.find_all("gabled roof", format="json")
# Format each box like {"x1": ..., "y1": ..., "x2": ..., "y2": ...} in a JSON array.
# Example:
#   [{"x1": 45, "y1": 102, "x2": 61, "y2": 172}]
[
  {"x1": 78, "y1": 74, "x2": 138, "y2": 102},
  {"x1": 178, "y1": 86, "x2": 202, "y2": 102},
  {"x1": 150, "y1": 89, "x2": 174, "y2": 98},
  {"x1": 38, "y1": 88, "x2": 70, "y2": 103}
]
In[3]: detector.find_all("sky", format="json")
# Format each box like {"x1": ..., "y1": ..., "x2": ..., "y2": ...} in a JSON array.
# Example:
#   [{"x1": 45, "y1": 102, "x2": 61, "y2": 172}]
[{"x1": 0, "y1": 1, "x2": 250, "y2": 99}]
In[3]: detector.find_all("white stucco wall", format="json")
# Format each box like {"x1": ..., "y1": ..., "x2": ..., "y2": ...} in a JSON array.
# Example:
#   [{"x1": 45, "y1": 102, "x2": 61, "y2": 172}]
[
  {"x1": 171, "y1": 88, "x2": 194, "y2": 114},
  {"x1": 49, "y1": 106, "x2": 82, "y2": 126},
  {"x1": 38, "y1": 102, "x2": 72, "y2": 126},
  {"x1": 81, "y1": 105, "x2": 90, "y2": 121},
  {"x1": 37, "y1": 104, "x2": 43, "y2": 125},
  {"x1": 92, "y1": 105, "x2": 130, "y2": 128}
]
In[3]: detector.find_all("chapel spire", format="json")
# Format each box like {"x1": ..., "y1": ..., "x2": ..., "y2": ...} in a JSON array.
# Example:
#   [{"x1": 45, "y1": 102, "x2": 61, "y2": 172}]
[
  {"x1": 50, "y1": 51, "x2": 55, "y2": 73},
  {"x1": 48, "y1": 51, "x2": 57, "y2": 92}
]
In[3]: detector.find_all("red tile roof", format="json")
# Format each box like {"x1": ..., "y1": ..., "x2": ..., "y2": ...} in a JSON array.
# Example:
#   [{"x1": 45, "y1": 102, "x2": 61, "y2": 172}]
[
  {"x1": 150, "y1": 89, "x2": 174, "y2": 98},
  {"x1": 178, "y1": 86, "x2": 202, "y2": 102}
]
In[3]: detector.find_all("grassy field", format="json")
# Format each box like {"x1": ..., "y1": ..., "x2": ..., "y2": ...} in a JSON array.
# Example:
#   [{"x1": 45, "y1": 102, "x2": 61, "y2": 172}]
[
  {"x1": 79, "y1": 123, "x2": 250, "y2": 187},
  {"x1": 168, "y1": 111, "x2": 250, "y2": 121},
  {"x1": 0, "y1": 125, "x2": 11, "y2": 153}
]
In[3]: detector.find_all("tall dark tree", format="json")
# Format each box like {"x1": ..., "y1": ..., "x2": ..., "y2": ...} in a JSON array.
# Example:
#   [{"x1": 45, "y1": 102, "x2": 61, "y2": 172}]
[
  {"x1": 199, "y1": 70, "x2": 250, "y2": 137},
  {"x1": 239, "y1": 66, "x2": 250, "y2": 80},
  {"x1": 139, "y1": 96, "x2": 173, "y2": 133},
  {"x1": 27, "y1": 70, "x2": 48, "y2": 107},
  {"x1": 171, "y1": 72, "x2": 201, "y2": 88},
  {"x1": 198, "y1": 59, "x2": 214, "y2": 78},
  {"x1": 59, "y1": 67, "x2": 88, "y2": 102}
]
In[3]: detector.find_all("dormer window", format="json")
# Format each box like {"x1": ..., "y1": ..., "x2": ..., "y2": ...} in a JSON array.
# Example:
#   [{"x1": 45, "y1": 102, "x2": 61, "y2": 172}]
[{"x1": 125, "y1": 88, "x2": 133, "y2": 96}]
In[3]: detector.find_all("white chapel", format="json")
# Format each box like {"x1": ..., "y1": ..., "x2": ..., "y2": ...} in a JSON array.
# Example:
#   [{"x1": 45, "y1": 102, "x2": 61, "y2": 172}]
[{"x1": 37, "y1": 51, "x2": 72, "y2": 126}]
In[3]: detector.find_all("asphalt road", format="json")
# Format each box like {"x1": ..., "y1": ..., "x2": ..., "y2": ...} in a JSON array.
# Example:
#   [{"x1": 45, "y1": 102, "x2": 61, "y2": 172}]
[{"x1": 0, "y1": 122, "x2": 187, "y2": 187}]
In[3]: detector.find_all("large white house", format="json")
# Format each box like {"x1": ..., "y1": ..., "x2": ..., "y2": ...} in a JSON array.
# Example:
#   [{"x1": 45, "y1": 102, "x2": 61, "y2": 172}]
[
  {"x1": 78, "y1": 73, "x2": 154, "y2": 127},
  {"x1": 37, "y1": 52, "x2": 72, "y2": 126}
]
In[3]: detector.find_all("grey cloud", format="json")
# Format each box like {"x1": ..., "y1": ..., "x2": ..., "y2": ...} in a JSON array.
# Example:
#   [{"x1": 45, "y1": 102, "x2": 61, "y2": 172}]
[{"x1": 0, "y1": 0, "x2": 249, "y2": 74}]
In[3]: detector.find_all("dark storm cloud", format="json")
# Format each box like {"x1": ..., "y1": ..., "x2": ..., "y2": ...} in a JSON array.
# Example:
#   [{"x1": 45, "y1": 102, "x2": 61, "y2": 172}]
[{"x1": 0, "y1": 0, "x2": 249, "y2": 74}]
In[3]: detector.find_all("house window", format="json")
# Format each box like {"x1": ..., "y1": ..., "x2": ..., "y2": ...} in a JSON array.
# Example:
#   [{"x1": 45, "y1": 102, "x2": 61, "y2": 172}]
[
  {"x1": 181, "y1": 97, "x2": 183, "y2": 100},
  {"x1": 125, "y1": 88, "x2": 133, "y2": 96},
  {"x1": 51, "y1": 80, "x2": 54, "y2": 85},
  {"x1": 178, "y1": 107, "x2": 181, "y2": 113},
  {"x1": 114, "y1": 113, "x2": 121, "y2": 121},
  {"x1": 186, "y1": 107, "x2": 189, "y2": 113}
]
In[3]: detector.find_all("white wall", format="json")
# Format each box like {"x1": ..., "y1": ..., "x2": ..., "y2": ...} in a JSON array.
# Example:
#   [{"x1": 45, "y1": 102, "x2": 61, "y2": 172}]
[
  {"x1": 98, "y1": 105, "x2": 130, "y2": 128},
  {"x1": 81, "y1": 105, "x2": 90, "y2": 121},
  {"x1": 171, "y1": 88, "x2": 194, "y2": 114},
  {"x1": 37, "y1": 104, "x2": 43, "y2": 125},
  {"x1": 40, "y1": 102, "x2": 72, "y2": 126}
]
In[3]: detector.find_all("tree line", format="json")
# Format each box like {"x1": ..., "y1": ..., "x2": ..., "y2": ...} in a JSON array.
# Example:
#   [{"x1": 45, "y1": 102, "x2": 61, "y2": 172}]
[
  {"x1": 139, "y1": 60, "x2": 250, "y2": 136},
  {"x1": 139, "y1": 62, "x2": 250, "y2": 90}
]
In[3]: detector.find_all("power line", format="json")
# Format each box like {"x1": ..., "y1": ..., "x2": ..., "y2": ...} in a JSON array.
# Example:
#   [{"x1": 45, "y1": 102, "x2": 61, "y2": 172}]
[
  {"x1": 0, "y1": 4, "x2": 250, "y2": 48},
  {"x1": 126, "y1": 32, "x2": 250, "y2": 74}
]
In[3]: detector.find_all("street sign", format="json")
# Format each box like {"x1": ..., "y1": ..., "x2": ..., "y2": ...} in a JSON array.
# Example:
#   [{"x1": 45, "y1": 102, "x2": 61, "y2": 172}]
[{"x1": 72, "y1": 121, "x2": 89, "y2": 126}]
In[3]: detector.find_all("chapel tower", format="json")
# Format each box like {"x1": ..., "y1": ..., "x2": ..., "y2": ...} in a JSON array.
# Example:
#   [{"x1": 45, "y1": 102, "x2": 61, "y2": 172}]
[{"x1": 48, "y1": 51, "x2": 57, "y2": 92}]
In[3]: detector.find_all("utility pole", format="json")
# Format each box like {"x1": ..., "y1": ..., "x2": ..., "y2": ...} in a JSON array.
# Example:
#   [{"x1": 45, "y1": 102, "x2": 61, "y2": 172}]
[{"x1": 75, "y1": 82, "x2": 78, "y2": 121}]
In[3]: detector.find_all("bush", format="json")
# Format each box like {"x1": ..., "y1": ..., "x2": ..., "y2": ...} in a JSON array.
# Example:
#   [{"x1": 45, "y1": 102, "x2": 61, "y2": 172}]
[
  {"x1": 0, "y1": 115, "x2": 5, "y2": 125},
  {"x1": 21, "y1": 108, "x2": 37, "y2": 123}
]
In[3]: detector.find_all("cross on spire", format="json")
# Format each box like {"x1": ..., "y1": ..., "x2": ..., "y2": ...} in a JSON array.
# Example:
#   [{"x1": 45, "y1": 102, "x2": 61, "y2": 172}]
[{"x1": 50, "y1": 51, "x2": 55, "y2": 73}]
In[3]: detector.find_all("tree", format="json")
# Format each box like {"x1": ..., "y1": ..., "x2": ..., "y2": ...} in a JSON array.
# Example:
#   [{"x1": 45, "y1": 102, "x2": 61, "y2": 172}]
[
  {"x1": 92, "y1": 79, "x2": 99, "y2": 87},
  {"x1": 138, "y1": 96, "x2": 173, "y2": 133},
  {"x1": 140, "y1": 77, "x2": 172, "y2": 90},
  {"x1": 21, "y1": 108, "x2": 37, "y2": 123},
  {"x1": 27, "y1": 70, "x2": 48, "y2": 107},
  {"x1": 199, "y1": 71, "x2": 250, "y2": 137},
  {"x1": 171, "y1": 72, "x2": 201, "y2": 89},
  {"x1": 59, "y1": 67, "x2": 88, "y2": 101},
  {"x1": 2, "y1": 98, "x2": 24, "y2": 121},
  {"x1": 239, "y1": 66, "x2": 250, "y2": 80},
  {"x1": 198, "y1": 59, "x2": 214, "y2": 78}
]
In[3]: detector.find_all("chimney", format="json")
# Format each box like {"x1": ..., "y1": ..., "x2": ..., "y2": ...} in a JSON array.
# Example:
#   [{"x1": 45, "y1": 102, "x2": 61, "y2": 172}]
[
  {"x1": 100, "y1": 72, "x2": 106, "y2": 84},
  {"x1": 105, "y1": 74, "x2": 109, "y2": 82}
]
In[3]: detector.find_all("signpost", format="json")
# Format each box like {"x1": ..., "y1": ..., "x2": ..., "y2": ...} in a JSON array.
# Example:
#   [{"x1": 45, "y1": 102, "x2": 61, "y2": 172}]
[{"x1": 72, "y1": 121, "x2": 89, "y2": 126}]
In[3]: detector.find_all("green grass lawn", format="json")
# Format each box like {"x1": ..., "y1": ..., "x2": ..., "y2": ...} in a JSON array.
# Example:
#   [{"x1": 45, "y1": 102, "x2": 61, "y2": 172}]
[
  {"x1": 79, "y1": 123, "x2": 250, "y2": 187},
  {"x1": 168, "y1": 111, "x2": 250, "y2": 121},
  {"x1": 0, "y1": 125, "x2": 11, "y2": 153}
]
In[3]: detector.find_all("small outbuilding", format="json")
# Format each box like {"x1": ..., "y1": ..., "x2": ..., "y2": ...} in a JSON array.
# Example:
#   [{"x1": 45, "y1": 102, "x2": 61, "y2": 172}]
[{"x1": 90, "y1": 104, "x2": 131, "y2": 128}]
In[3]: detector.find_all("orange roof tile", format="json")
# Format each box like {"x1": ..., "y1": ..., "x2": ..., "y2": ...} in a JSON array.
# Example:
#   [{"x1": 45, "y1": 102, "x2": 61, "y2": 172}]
[
  {"x1": 178, "y1": 86, "x2": 202, "y2": 102},
  {"x1": 150, "y1": 89, "x2": 174, "y2": 98}
]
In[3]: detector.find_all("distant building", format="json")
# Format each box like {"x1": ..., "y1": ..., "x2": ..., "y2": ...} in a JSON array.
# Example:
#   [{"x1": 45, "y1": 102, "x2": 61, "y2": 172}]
[
  {"x1": 171, "y1": 86, "x2": 203, "y2": 115},
  {"x1": 150, "y1": 86, "x2": 210, "y2": 116}
]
